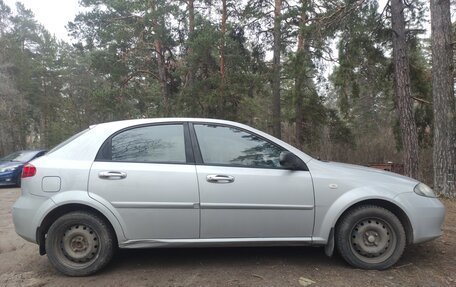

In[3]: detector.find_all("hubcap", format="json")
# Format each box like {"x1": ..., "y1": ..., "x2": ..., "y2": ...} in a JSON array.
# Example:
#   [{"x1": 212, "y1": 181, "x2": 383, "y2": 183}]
[
  {"x1": 367, "y1": 235, "x2": 376, "y2": 243},
  {"x1": 60, "y1": 224, "x2": 99, "y2": 264},
  {"x1": 350, "y1": 218, "x2": 396, "y2": 263}
]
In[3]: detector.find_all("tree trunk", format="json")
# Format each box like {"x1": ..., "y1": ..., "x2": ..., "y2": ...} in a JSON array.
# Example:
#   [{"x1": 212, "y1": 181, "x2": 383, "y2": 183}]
[
  {"x1": 430, "y1": 0, "x2": 456, "y2": 198},
  {"x1": 220, "y1": 0, "x2": 227, "y2": 82},
  {"x1": 40, "y1": 76, "x2": 48, "y2": 147},
  {"x1": 390, "y1": 0, "x2": 419, "y2": 178},
  {"x1": 187, "y1": 0, "x2": 195, "y2": 90},
  {"x1": 295, "y1": 0, "x2": 307, "y2": 149},
  {"x1": 272, "y1": 0, "x2": 282, "y2": 138},
  {"x1": 154, "y1": 37, "x2": 169, "y2": 115},
  {"x1": 150, "y1": 0, "x2": 169, "y2": 115},
  {"x1": 188, "y1": 0, "x2": 194, "y2": 35},
  {"x1": 215, "y1": 0, "x2": 228, "y2": 118}
]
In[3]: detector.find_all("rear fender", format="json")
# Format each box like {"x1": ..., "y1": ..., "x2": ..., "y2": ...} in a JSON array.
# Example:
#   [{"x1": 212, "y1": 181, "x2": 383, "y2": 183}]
[{"x1": 40, "y1": 190, "x2": 128, "y2": 243}]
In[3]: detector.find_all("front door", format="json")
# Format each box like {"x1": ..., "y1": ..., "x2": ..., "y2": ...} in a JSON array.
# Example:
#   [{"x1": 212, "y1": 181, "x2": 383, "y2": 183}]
[
  {"x1": 192, "y1": 123, "x2": 315, "y2": 238},
  {"x1": 88, "y1": 123, "x2": 199, "y2": 240}
]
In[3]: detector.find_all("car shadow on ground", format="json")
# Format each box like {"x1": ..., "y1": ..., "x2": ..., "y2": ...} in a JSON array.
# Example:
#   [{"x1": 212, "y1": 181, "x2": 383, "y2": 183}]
[
  {"x1": 104, "y1": 246, "x2": 343, "y2": 272},
  {"x1": 98, "y1": 243, "x2": 444, "y2": 275},
  {"x1": 0, "y1": 185, "x2": 17, "y2": 189}
]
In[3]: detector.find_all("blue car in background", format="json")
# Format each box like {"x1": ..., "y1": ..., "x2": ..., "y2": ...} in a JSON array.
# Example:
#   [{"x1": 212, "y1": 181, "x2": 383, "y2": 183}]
[{"x1": 0, "y1": 150, "x2": 46, "y2": 187}]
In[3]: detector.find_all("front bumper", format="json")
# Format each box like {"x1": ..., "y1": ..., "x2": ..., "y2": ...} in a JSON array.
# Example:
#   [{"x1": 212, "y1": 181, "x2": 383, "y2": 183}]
[
  {"x1": 395, "y1": 192, "x2": 445, "y2": 244},
  {"x1": 0, "y1": 171, "x2": 18, "y2": 186},
  {"x1": 12, "y1": 193, "x2": 54, "y2": 243}
]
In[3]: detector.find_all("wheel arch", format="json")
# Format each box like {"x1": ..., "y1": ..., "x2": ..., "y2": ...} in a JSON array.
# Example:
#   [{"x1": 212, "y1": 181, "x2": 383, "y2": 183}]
[
  {"x1": 313, "y1": 187, "x2": 415, "y2": 246},
  {"x1": 37, "y1": 202, "x2": 124, "y2": 255},
  {"x1": 334, "y1": 199, "x2": 413, "y2": 245}
]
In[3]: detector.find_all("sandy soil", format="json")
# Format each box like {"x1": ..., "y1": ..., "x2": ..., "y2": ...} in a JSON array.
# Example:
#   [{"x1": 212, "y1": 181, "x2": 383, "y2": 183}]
[{"x1": 0, "y1": 187, "x2": 455, "y2": 287}]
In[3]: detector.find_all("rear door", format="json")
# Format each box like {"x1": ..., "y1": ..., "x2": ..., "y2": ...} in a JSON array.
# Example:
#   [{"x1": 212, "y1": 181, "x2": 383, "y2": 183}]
[
  {"x1": 88, "y1": 123, "x2": 200, "y2": 240},
  {"x1": 192, "y1": 123, "x2": 315, "y2": 239}
]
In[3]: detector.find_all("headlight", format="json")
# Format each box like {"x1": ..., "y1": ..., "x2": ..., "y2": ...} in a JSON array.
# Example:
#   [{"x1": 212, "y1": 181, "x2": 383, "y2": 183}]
[
  {"x1": 0, "y1": 165, "x2": 20, "y2": 173},
  {"x1": 414, "y1": 183, "x2": 436, "y2": 198}
]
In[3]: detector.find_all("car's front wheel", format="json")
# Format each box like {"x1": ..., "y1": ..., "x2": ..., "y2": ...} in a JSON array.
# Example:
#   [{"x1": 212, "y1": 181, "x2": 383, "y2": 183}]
[
  {"x1": 45, "y1": 211, "x2": 115, "y2": 276},
  {"x1": 335, "y1": 205, "x2": 406, "y2": 270},
  {"x1": 15, "y1": 176, "x2": 21, "y2": 187}
]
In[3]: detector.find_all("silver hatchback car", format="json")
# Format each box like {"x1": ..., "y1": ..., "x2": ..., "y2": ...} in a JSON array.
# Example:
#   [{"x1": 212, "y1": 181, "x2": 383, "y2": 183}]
[{"x1": 12, "y1": 118, "x2": 445, "y2": 276}]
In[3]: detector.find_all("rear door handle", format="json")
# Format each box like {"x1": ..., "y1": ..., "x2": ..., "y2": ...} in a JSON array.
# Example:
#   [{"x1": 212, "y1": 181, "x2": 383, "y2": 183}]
[
  {"x1": 206, "y1": 175, "x2": 235, "y2": 183},
  {"x1": 99, "y1": 171, "x2": 127, "y2": 180}
]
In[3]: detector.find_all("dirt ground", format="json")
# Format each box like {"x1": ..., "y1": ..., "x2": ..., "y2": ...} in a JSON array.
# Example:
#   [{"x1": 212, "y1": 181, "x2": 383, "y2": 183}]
[{"x1": 0, "y1": 188, "x2": 455, "y2": 287}]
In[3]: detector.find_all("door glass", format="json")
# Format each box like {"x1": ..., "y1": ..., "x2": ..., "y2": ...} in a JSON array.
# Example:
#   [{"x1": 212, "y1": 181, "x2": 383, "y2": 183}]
[
  {"x1": 111, "y1": 125, "x2": 186, "y2": 163},
  {"x1": 194, "y1": 124, "x2": 284, "y2": 168}
]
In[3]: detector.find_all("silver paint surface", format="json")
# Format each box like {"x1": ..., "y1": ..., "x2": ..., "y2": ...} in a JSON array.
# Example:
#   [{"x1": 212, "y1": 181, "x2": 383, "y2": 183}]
[{"x1": 12, "y1": 118, "x2": 445, "y2": 249}]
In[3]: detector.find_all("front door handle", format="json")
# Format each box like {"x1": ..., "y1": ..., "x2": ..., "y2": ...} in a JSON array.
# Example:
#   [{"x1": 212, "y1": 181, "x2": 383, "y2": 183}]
[
  {"x1": 206, "y1": 174, "x2": 235, "y2": 183},
  {"x1": 99, "y1": 171, "x2": 127, "y2": 180}
]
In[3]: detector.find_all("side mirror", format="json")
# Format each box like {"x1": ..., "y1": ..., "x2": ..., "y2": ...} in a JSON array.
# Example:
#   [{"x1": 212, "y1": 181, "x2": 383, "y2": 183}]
[{"x1": 279, "y1": 151, "x2": 307, "y2": 171}]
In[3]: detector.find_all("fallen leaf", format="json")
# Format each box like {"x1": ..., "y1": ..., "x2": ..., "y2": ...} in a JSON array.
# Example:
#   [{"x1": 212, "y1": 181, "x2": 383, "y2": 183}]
[
  {"x1": 298, "y1": 277, "x2": 316, "y2": 286},
  {"x1": 251, "y1": 273, "x2": 264, "y2": 280}
]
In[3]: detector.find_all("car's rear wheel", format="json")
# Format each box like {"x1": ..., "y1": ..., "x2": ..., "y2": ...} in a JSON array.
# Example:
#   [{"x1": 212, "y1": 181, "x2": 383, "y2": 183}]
[
  {"x1": 335, "y1": 205, "x2": 406, "y2": 270},
  {"x1": 45, "y1": 211, "x2": 115, "y2": 276}
]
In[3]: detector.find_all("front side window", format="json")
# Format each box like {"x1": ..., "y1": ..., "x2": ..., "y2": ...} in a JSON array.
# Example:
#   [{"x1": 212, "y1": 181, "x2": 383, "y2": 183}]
[
  {"x1": 194, "y1": 124, "x2": 284, "y2": 168},
  {"x1": 111, "y1": 124, "x2": 186, "y2": 163}
]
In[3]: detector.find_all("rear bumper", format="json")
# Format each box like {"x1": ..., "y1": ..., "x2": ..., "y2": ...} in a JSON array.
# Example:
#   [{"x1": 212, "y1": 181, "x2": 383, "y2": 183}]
[
  {"x1": 395, "y1": 192, "x2": 445, "y2": 244},
  {"x1": 12, "y1": 193, "x2": 54, "y2": 243}
]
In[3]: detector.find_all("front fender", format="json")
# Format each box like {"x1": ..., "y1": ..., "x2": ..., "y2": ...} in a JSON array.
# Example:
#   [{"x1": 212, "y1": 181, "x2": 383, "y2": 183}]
[
  {"x1": 39, "y1": 190, "x2": 128, "y2": 243},
  {"x1": 312, "y1": 186, "x2": 410, "y2": 244}
]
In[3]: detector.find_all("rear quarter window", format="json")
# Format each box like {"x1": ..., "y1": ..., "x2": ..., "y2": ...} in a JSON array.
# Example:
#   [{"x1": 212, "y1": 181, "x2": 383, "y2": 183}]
[{"x1": 46, "y1": 129, "x2": 89, "y2": 154}]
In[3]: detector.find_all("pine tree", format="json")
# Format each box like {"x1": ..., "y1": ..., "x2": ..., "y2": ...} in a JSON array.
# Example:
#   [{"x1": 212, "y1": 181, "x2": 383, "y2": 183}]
[
  {"x1": 391, "y1": 0, "x2": 419, "y2": 178},
  {"x1": 430, "y1": 0, "x2": 456, "y2": 197}
]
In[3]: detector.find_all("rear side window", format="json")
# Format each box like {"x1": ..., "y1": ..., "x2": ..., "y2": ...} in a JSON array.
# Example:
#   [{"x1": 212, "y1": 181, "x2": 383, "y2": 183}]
[{"x1": 110, "y1": 124, "x2": 186, "y2": 163}]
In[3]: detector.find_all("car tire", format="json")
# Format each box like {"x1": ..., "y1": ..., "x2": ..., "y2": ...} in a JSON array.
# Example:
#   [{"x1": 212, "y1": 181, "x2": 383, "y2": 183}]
[
  {"x1": 45, "y1": 211, "x2": 116, "y2": 276},
  {"x1": 335, "y1": 205, "x2": 406, "y2": 270}
]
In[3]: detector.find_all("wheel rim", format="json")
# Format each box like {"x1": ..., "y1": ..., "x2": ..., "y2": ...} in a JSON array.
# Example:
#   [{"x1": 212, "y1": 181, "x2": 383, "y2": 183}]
[
  {"x1": 349, "y1": 217, "x2": 397, "y2": 264},
  {"x1": 59, "y1": 224, "x2": 100, "y2": 265}
]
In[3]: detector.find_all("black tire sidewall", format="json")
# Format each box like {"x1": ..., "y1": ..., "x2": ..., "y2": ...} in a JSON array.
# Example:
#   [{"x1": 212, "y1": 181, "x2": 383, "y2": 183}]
[
  {"x1": 15, "y1": 175, "x2": 21, "y2": 187},
  {"x1": 45, "y1": 211, "x2": 115, "y2": 276},
  {"x1": 336, "y1": 205, "x2": 406, "y2": 270}
]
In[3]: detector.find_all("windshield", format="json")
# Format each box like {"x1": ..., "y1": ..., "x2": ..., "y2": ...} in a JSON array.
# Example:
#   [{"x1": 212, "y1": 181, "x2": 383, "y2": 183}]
[{"x1": 0, "y1": 151, "x2": 38, "y2": 162}]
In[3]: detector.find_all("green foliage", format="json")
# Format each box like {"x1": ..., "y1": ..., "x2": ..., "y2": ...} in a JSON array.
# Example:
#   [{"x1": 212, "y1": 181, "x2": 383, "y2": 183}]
[
  {"x1": 331, "y1": 1, "x2": 392, "y2": 129},
  {"x1": 0, "y1": 0, "x2": 434, "y2": 170},
  {"x1": 327, "y1": 109, "x2": 355, "y2": 147}
]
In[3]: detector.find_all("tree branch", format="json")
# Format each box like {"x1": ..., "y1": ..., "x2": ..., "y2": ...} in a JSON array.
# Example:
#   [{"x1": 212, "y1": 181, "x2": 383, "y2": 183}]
[
  {"x1": 121, "y1": 69, "x2": 159, "y2": 86},
  {"x1": 411, "y1": 96, "x2": 432, "y2": 105}
]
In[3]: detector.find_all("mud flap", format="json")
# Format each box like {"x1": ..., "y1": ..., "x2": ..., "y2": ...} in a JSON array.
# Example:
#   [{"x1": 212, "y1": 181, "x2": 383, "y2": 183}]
[
  {"x1": 36, "y1": 227, "x2": 46, "y2": 255},
  {"x1": 324, "y1": 228, "x2": 335, "y2": 257}
]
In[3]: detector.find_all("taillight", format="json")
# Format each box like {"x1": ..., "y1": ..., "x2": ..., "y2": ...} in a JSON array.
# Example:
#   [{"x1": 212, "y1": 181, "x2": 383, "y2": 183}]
[{"x1": 22, "y1": 163, "x2": 36, "y2": 178}]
